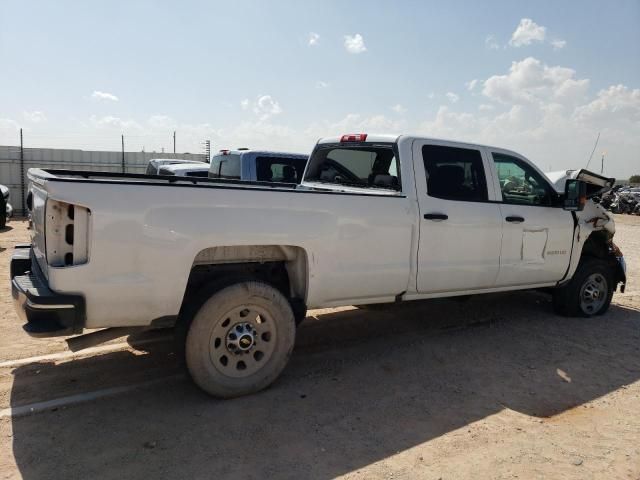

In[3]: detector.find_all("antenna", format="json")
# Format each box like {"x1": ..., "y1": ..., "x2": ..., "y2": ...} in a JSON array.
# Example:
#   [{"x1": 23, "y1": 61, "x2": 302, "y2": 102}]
[{"x1": 585, "y1": 132, "x2": 600, "y2": 170}]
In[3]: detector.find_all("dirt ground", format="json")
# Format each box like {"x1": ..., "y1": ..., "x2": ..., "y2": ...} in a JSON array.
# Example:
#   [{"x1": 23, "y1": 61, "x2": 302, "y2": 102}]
[{"x1": 0, "y1": 217, "x2": 638, "y2": 479}]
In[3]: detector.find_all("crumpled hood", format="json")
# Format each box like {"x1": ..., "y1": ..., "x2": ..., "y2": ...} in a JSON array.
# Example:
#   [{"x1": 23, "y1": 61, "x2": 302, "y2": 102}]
[{"x1": 545, "y1": 169, "x2": 615, "y2": 198}]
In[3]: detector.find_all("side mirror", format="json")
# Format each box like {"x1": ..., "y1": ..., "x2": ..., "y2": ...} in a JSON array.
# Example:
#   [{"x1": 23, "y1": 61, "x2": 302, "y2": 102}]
[{"x1": 563, "y1": 179, "x2": 587, "y2": 211}]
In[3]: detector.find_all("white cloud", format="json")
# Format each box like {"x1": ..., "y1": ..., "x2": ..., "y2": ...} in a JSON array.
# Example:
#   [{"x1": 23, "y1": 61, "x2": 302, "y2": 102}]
[
  {"x1": 325, "y1": 113, "x2": 405, "y2": 132},
  {"x1": 417, "y1": 57, "x2": 638, "y2": 177},
  {"x1": 551, "y1": 38, "x2": 567, "y2": 50},
  {"x1": 316, "y1": 81, "x2": 330, "y2": 89},
  {"x1": 253, "y1": 95, "x2": 283, "y2": 120},
  {"x1": 0, "y1": 118, "x2": 20, "y2": 131},
  {"x1": 485, "y1": 34, "x2": 500, "y2": 50},
  {"x1": 573, "y1": 84, "x2": 640, "y2": 126},
  {"x1": 91, "y1": 90, "x2": 119, "y2": 102},
  {"x1": 308, "y1": 32, "x2": 320, "y2": 46},
  {"x1": 148, "y1": 115, "x2": 176, "y2": 129},
  {"x1": 509, "y1": 18, "x2": 546, "y2": 47},
  {"x1": 446, "y1": 92, "x2": 460, "y2": 103},
  {"x1": 240, "y1": 98, "x2": 250, "y2": 110},
  {"x1": 89, "y1": 115, "x2": 141, "y2": 130},
  {"x1": 344, "y1": 34, "x2": 367, "y2": 54},
  {"x1": 23, "y1": 111, "x2": 46, "y2": 123},
  {"x1": 391, "y1": 104, "x2": 407, "y2": 114},
  {"x1": 427, "y1": 92, "x2": 435, "y2": 100},
  {"x1": 466, "y1": 79, "x2": 478, "y2": 91},
  {"x1": 482, "y1": 57, "x2": 589, "y2": 106}
]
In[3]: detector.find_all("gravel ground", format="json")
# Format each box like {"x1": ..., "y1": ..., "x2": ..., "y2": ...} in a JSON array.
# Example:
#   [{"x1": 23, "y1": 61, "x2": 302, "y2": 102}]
[{"x1": 0, "y1": 217, "x2": 639, "y2": 479}]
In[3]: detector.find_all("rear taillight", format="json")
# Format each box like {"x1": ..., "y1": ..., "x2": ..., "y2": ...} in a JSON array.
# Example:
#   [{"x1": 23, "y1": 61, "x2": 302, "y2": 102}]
[
  {"x1": 340, "y1": 133, "x2": 368, "y2": 142},
  {"x1": 45, "y1": 199, "x2": 90, "y2": 267}
]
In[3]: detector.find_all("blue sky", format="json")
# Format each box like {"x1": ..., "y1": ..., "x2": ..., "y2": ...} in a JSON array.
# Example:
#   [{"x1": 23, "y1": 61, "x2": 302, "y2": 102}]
[{"x1": 1, "y1": 0, "x2": 639, "y2": 176}]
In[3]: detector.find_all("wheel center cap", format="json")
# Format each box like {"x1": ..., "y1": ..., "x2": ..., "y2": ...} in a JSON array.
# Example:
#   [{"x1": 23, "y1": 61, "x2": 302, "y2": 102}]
[
  {"x1": 238, "y1": 334, "x2": 254, "y2": 351},
  {"x1": 226, "y1": 322, "x2": 256, "y2": 354}
]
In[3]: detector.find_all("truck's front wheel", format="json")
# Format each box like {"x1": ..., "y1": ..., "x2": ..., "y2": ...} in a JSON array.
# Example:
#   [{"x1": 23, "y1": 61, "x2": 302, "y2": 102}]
[
  {"x1": 552, "y1": 258, "x2": 614, "y2": 317},
  {"x1": 185, "y1": 281, "x2": 296, "y2": 398}
]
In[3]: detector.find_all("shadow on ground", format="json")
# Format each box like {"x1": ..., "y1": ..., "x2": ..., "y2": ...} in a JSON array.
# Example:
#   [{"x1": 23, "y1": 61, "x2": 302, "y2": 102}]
[{"x1": 9, "y1": 291, "x2": 640, "y2": 479}]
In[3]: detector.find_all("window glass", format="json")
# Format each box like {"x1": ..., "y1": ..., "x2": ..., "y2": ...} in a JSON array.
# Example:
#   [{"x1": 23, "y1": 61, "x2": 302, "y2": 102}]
[
  {"x1": 304, "y1": 145, "x2": 400, "y2": 191},
  {"x1": 185, "y1": 170, "x2": 209, "y2": 177},
  {"x1": 158, "y1": 167, "x2": 175, "y2": 176},
  {"x1": 492, "y1": 153, "x2": 553, "y2": 206},
  {"x1": 209, "y1": 154, "x2": 241, "y2": 179},
  {"x1": 422, "y1": 145, "x2": 487, "y2": 201},
  {"x1": 256, "y1": 156, "x2": 307, "y2": 183}
]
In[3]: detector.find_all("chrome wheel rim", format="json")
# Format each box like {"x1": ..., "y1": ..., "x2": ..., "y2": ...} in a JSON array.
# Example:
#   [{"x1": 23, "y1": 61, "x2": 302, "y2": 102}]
[
  {"x1": 209, "y1": 305, "x2": 277, "y2": 378},
  {"x1": 579, "y1": 273, "x2": 607, "y2": 315}
]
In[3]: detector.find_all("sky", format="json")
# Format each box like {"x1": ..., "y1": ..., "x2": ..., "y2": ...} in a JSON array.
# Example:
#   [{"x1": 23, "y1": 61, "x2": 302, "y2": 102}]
[{"x1": 0, "y1": 0, "x2": 639, "y2": 178}]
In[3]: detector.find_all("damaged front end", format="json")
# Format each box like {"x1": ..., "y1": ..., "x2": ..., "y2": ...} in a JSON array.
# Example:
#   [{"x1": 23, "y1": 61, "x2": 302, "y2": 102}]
[
  {"x1": 577, "y1": 201, "x2": 626, "y2": 293},
  {"x1": 551, "y1": 168, "x2": 626, "y2": 293}
]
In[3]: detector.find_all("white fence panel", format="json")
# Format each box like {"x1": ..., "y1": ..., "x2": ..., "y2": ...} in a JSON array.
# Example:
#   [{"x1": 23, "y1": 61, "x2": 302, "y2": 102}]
[{"x1": 0, "y1": 145, "x2": 207, "y2": 215}]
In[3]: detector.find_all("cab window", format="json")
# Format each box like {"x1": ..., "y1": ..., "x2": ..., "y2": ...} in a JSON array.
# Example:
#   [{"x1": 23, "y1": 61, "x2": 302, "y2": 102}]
[
  {"x1": 255, "y1": 156, "x2": 307, "y2": 183},
  {"x1": 304, "y1": 145, "x2": 400, "y2": 191},
  {"x1": 422, "y1": 145, "x2": 488, "y2": 201},
  {"x1": 492, "y1": 153, "x2": 554, "y2": 206},
  {"x1": 210, "y1": 154, "x2": 241, "y2": 180}
]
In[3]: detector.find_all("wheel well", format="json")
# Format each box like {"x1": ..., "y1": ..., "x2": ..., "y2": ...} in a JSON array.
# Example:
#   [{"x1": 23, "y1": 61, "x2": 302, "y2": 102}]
[
  {"x1": 581, "y1": 230, "x2": 610, "y2": 260},
  {"x1": 179, "y1": 245, "x2": 308, "y2": 320}
]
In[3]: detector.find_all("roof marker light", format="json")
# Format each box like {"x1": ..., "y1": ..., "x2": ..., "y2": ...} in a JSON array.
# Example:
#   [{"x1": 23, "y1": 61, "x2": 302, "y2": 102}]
[{"x1": 340, "y1": 133, "x2": 368, "y2": 142}]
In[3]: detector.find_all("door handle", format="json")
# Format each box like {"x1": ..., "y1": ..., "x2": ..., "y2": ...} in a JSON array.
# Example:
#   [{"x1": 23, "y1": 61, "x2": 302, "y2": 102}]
[
  {"x1": 505, "y1": 216, "x2": 525, "y2": 223},
  {"x1": 423, "y1": 213, "x2": 448, "y2": 221}
]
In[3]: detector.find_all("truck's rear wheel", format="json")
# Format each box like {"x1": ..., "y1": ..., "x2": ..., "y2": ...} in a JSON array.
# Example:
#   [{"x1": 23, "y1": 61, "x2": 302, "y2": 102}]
[
  {"x1": 185, "y1": 281, "x2": 296, "y2": 398},
  {"x1": 552, "y1": 258, "x2": 614, "y2": 317}
]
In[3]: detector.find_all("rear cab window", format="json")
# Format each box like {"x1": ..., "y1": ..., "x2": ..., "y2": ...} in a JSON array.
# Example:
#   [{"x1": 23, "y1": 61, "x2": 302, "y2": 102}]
[
  {"x1": 304, "y1": 143, "x2": 401, "y2": 192},
  {"x1": 209, "y1": 154, "x2": 241, "y2": 180},
  {"x1": 256, "y1": 156, "x2": 307, "y2": 183}
]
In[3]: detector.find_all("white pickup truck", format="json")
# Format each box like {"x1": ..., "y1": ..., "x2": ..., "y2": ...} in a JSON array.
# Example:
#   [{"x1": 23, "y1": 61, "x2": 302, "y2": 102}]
[{"x1": 11, "y1": 134, "x2": 626, "y2": 397}]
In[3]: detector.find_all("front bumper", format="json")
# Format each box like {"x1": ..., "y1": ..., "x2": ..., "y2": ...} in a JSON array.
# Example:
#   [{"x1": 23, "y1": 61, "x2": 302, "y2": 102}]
[{"x1": 10, "y1": 247, "x2": 85, "y2": 337}]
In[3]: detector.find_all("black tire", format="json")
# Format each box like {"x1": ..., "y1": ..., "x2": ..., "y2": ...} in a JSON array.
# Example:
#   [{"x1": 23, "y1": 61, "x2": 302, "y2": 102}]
[
  {"x1": 552, "y1": 258, "x2": 614, "y2": 317},
  {"x1": 0, "y1": 214, "x2": 5, "y2": 230},
  {"x1": 185, "y1": 281, "x2": 296, "y2": 398}
]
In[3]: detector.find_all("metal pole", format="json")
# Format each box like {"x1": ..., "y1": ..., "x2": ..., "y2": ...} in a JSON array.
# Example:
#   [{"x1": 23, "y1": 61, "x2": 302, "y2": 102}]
[
  {"x1": 173, "y1": 131, "x2": 176, "y2": 154},
  {"x1": 121, "y1": 135, "x2": 125, "y2": 173},
  {"x1": 20, "y1": 128, "x2": 25, "y2": 215}
]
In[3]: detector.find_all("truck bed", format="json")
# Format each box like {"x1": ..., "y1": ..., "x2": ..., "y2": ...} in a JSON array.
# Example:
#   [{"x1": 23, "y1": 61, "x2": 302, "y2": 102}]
[{"x1": 32, "y1": 168, "x2": 301, "y2": 192}]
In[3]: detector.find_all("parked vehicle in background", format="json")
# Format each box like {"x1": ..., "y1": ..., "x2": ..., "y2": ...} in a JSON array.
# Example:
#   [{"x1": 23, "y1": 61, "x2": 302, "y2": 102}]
[
  {"x1": 11, "y1": 134, "x2": 626, "y2": 398},
  {"x1": 0, "y1": 184, "x2": 12, "y2": 229},
  {"x1": 145, "y1": 158, "x2": 206, "y2": 175},
  {"x1": 209, "y1": 150, "x2": 308, "y2": 183},
  {"x1": 593, "y1": 186, "x2": 640, "y2": 215},
  {"x1": 157, "y1": 163, "x2": 210, "y2": 177}
]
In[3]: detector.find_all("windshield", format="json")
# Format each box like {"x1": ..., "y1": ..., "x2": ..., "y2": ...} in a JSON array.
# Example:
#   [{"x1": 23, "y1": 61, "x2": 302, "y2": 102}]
[{"x1": 304, "y1": 144, "x2": 400, "y2": 191}]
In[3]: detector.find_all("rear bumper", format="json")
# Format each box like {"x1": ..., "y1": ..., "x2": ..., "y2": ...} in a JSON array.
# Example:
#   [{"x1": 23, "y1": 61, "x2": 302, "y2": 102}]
[{"x1": 10, "y1": 247, "x2": 85, "y2": 337}]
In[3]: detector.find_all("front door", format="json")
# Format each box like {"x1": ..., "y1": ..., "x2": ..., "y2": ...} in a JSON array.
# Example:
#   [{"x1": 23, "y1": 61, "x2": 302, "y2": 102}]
[
  {"x1": 489, "y1": 150, "x2": 574, "y2": 286},
  {"x1": 414, "y1": 140, "x2": 503, "y2": 293}
]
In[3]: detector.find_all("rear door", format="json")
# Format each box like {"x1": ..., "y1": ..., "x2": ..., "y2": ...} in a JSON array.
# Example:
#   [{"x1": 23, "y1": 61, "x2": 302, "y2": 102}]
[
  {"x1": 488, "y1": 149, "x2": 574, "y2": 286},
  {"x1": 414, "y1": 140, "x2": 502, "y2": 293}
]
